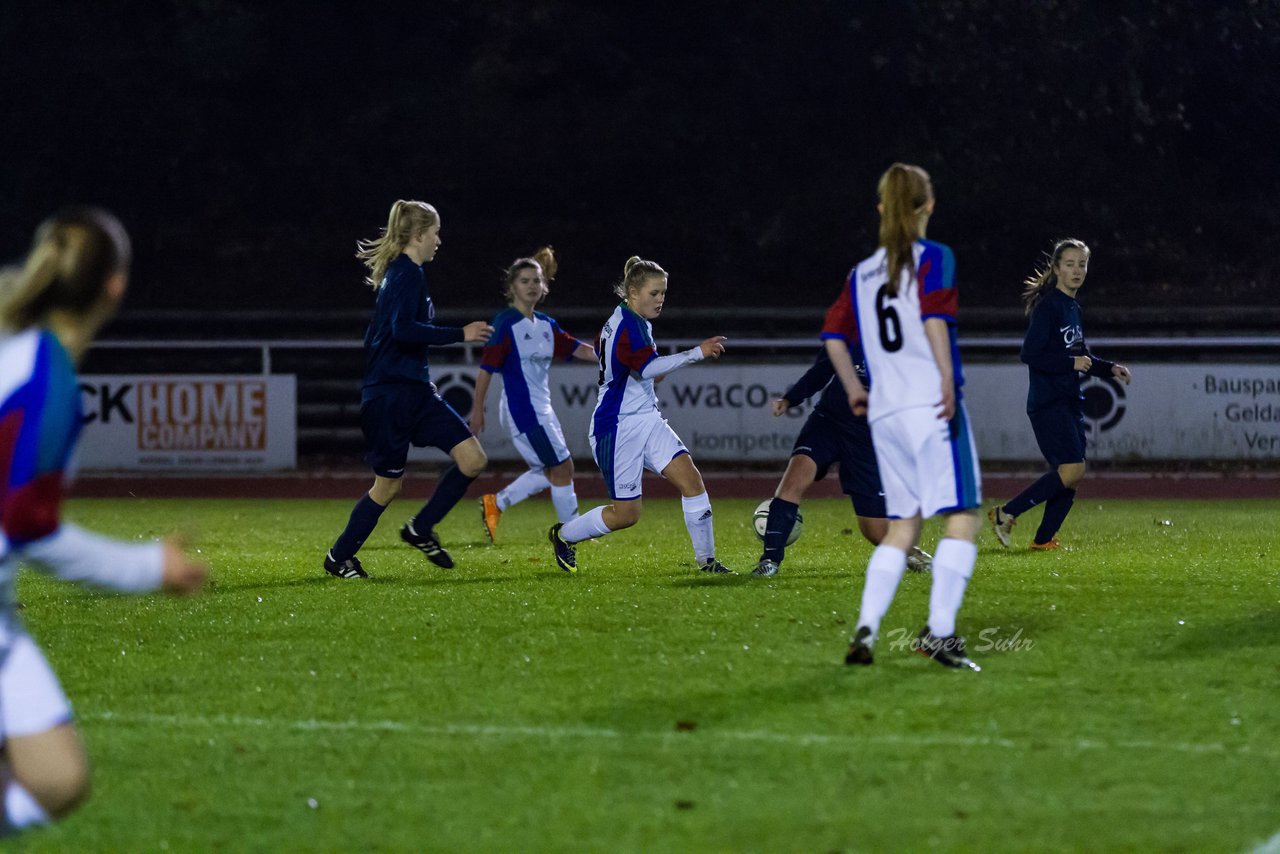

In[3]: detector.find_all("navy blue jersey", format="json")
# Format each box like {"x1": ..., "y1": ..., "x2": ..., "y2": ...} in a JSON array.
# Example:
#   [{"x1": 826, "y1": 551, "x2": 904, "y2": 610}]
[
  {"x1": 1021, "y1": 288, "x2": 1115, "y2": 413},
  {"x1": 362, "y1": 253, "x2": 465, "y2": 401},
  {"x1": 782, "y1": 346, "x2": 870, "y2": 422}
]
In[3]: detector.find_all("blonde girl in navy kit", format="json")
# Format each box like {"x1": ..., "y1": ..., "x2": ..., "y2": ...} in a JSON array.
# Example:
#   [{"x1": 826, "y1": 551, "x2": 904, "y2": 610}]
[
  {"x1": 471, "y1": 247, "x2": 596, "y2": 541},
  {"x1": 324, "y1": 200, "x2": 493, "y2": 579},
  {"x1": 988, "y1": 240, "x2": 1132, "y2": 550}
]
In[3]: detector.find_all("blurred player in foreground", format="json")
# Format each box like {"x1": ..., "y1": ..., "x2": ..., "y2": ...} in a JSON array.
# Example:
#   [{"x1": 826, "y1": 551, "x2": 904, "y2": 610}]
[
  {"x1": 756, "y1": 345, "x2": 932, "y2": 577},
  {"x1": 0, "y1": 208, "x2": 207, "y2": 836},
  {"x1": 323, "y1": 200, "x2": 492, "y2": 578},
  {"x1": 988, "y1": 239, "x2": 1132, "y2": 550},
  {"x1": 548, "y1": 256, "x2": 731, "y2": 574},
  {"x1": 471, "y1": 247, "x2": 596, "y2": 542},
  {"x1": 823, "y1": 164, "x2": 982, "y2": 670}
]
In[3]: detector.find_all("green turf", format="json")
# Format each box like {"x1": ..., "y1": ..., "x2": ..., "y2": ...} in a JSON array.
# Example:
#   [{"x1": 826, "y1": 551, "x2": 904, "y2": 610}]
[{"x1": 11, "y1": 496, "x2": 1279, "y2": 852}]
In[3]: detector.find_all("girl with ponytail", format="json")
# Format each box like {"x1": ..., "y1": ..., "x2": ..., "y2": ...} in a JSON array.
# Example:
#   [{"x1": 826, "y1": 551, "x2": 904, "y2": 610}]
[
  {"x1": 471, "y1": 247, "x2": 598, "y2": 542},
  {"x1": 0, "y1": 208, "x2": 207, "y2": 837},
  {"x1": 988, "y1": 240, "x2": 1133, "y2": 551},
  {"x1": 822, "y1": 163, "x2": 983, "y2": 670},
  {"x1": 548, "y1": 256, "x2": 732, "y2": 575},
  {"x1": 324, "y1": 200, "x2": 494, "y2": 579}
]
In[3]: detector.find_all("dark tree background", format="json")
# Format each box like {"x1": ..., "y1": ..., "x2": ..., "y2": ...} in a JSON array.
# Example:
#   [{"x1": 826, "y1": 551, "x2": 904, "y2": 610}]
[{"x1": 2, "y1": 0, "x2": 1277, "y2": 330}]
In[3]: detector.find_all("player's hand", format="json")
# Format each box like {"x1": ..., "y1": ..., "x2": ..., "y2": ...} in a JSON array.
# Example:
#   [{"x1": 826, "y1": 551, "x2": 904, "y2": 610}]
[
  {"x1": 469, "y1": 408, "x2": 486, "y2": 433},
  {"x1": 160, "y1": 535, "x2": 208, "y2": 596},
  {"x1": 847, "y1": 388, "x2": 868, "y2": 417},
  {"x1": 463, "y1": 321, "x2": 493, "y2": 342},
  {"x1": 1112, "y1": 364, "x2": 1132, "y2": 385},
  {"x1": 936, "y1": 380, "x2": 956, "y2": 421},
  {"x1": 1073, "y1": 355, "x2": 1093, "y2": 373},
  {"x1": 771, "y1": 398, "x2": 790, "y2": 417},
  {"x1": 699, "y1": 336, "x2": 727, "y2": 359}
]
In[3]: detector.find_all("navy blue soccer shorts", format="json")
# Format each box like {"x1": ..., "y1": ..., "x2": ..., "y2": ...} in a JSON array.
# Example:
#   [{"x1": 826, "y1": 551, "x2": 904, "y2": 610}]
[
  {"x1": 791, "y1": 410, "x2": 887, "y2": 518},
  {"x1": 1028, "y1": 403, "x2": 1087, "y2": 468},
  {"x1": 361, "y1": 384, "x2": 473, "y2": 478}
]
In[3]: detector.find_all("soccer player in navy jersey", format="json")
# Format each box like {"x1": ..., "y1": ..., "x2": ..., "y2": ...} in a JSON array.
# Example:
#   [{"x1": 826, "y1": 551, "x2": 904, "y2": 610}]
[
  {"x1": 471, "y1": 247, "x2": 597, "y2": 541},
  {"x1": 0, "y1": 208, "x2": 207, "y2": 836},
  {"x1": 755, "y1": 346, "x2": 932, "y2": 577},
  {"x1": 824, "y1": 164, "x2": 982, "y2": 670},
  {"x1": 323, "y1": 200, "x2": 493, "y2": 579},
  {"x1": 988, "y1": 240, "x2": 1132, "y2": 550},
  {"x1": 547, "y1": 256, "x2": 730, "y2": 574}
]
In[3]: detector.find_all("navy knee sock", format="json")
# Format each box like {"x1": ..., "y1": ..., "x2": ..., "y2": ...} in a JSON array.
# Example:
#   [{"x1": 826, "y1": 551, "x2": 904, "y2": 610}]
[
  {"x1": 761, "y1": 499, "x2": 799, "y2": 563},
  {"x1": 1035, "y1": 487, "x2": 1076, "y2": 544},
  {"x1": 331, "y1": 495, "x2": 386, "y2": 562},
  {"x1": 411, "y1": 465, "x2": 476, "y2": 533},
  {"x1": 1004, "y1": 471, "x2": 1065, "y2": 518}
]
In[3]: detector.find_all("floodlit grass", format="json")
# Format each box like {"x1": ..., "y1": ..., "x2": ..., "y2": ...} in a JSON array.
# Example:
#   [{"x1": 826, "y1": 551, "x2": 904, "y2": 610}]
[{"x1": 14, "y1": 495, "x2": 1280, "y2": 852}]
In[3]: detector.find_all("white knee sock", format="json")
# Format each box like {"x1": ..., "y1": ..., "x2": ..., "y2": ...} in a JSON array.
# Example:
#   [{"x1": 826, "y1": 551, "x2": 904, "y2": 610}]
[
  {"x1": 550, "y1": 483, "x2": 579, "y2": 523},
  {"x1": 927, "y1": 538, "x2": 977, "y2": 638},
  {"x1": 857, "y1": 545, "x2": 907, "y2": 640},
  {"x1": 681, "y1": 492, "x2": 715, "y2": 564},
  {"x1": 3, "y1": 780, "x2": 50, "y2": 833},
  {"x1": 560, "y1": 505, "x2": 611, "y2": 543},
  {"x1": 497, "y1": 468, "x2": 551, "y2": 511}
]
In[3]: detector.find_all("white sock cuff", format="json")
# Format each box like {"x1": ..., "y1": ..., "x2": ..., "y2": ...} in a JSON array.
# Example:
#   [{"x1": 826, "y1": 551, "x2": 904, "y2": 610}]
[
  {"x1": 550, "y1": 483, "x2": 575, "y2": 496},
  {"x1": 935, "y1": 538, "x2": 978, "y2": 579},
  {"x1": 680, "y1": 491, "x2": 711, "y2": 515},
  {"x1": 562, "y1": 504, "x2": 611, "y2": 542}
]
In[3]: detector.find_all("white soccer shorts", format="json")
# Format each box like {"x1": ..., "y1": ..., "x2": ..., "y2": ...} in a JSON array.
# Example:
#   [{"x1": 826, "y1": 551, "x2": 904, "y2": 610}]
[
  {"x1": 590, "y1": 411, "x2": 689, "y2": 500},
  {"x1": 501, "y1": 409, "x2": 572, "y2": 470},
  {"x1": 1, "y1": 633, "x2": 74, "y2": 740},
  {"x1": 869, "y1": 402, "x2": 982, "y2": 519}
]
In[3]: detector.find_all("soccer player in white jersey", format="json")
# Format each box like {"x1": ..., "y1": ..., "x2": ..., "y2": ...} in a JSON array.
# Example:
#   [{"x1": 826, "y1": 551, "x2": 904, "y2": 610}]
[
  {"x1": 548, "y1": 256, "x2": 731, "y2": 574},
  {"x1": 0, "y1": 208, "x2": 207, "y2": 837},
  {"x1": 821, "y1": 163, "x2": 983, "y2": 670},
  {"x1": 471, "y1": 247, "x2": 597, "y2": 541}
]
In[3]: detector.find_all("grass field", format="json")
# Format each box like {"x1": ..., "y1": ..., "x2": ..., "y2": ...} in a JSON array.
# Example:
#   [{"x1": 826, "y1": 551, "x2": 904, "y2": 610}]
[{"x1": 12, "y1": 495, "x2": 1280, "y2": 852}]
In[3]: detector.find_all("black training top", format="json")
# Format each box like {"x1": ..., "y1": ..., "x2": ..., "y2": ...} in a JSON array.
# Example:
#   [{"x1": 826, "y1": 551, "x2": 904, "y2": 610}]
[
  {"x1": 1020, "y1": 287, "x2": 1115, "y2": 414},
  {"x1": 362, "y1": 253, "x2": 465, "y2": 401}
]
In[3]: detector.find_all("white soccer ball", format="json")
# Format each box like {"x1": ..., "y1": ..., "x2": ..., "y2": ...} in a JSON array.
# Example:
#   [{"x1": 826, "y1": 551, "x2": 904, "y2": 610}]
[{"x1": 752, "y1": 499, "x2": 803, "y2": 546}]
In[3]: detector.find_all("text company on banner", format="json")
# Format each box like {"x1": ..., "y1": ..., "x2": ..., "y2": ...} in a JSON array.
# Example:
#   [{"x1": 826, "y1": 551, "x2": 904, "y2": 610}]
[{"x1": 78, "y1": 375, "x2": 296, "y2": 470}]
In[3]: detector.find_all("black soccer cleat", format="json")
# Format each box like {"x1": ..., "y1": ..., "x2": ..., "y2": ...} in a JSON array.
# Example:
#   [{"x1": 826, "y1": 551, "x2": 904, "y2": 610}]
[
  {"x1": 400, "y1": 522, "x2": 454, "y2": 569},
  {"x1": 844, "y1": 625, "x2": 874, "y2": 665},
  {"x1": 324, "y1": 551, "x2": 368, "y2": 579},
  {"x1": 549, "y1": 523, "x2": 577, "y2": 572},
  {"x1": 915, "y1": 626, "x2": 981, "y2": 671},
  {"x1": 751, "y1": 558, "x2": 779, "y2": 577},
  {"x1": 699, "y1": 558, "x2": 734, "y2": 575}
]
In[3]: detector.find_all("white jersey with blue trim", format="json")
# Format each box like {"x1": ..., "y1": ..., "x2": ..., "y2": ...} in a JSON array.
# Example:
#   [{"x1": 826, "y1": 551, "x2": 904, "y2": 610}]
[
  {"x1": 591, "y1": 303, "x2": 661, "y2": 436},
  {"x1": 850, "y1": 239, "x2": 961, "y2": 422},
  {"x1": 479, "y1": 308, "x2": 583, "y2": 435}
]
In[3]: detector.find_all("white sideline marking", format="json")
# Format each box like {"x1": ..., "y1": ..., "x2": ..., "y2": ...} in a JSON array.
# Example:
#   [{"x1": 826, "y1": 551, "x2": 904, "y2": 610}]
[{"x1": 84, "y1": 711, "x2": 1273, "y2": 759}]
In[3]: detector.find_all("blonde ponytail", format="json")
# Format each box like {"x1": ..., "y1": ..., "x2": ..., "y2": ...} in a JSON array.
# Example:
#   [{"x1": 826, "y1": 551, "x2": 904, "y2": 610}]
[
  {"x1": 0, "y1": 207, "x2": 130, "y2": 331},
  {"x1": 876, "y1": 163, "x2": 934, "y2": 297},
  {"x1": 615, "y1": 255, "x2": 666, "y2": 299},
  {"x1": 355, "y1": 200, "x2": 438, "y2": 289}
]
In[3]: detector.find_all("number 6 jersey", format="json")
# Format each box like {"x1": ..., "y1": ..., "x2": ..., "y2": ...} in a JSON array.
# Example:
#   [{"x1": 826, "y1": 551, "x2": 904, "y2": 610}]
[{"x1": 820, "y1": 239, "x2": 963, "y2": 422}]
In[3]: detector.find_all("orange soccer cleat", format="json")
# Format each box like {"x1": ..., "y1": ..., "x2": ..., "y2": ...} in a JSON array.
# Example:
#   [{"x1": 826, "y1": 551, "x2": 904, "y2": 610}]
[
  {"x1": 1028, "y1": 538, "x2": 1061, "y2": 551},
  {"x1": 480, "y1": 493, "x2": 502, "y2": 543}
]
